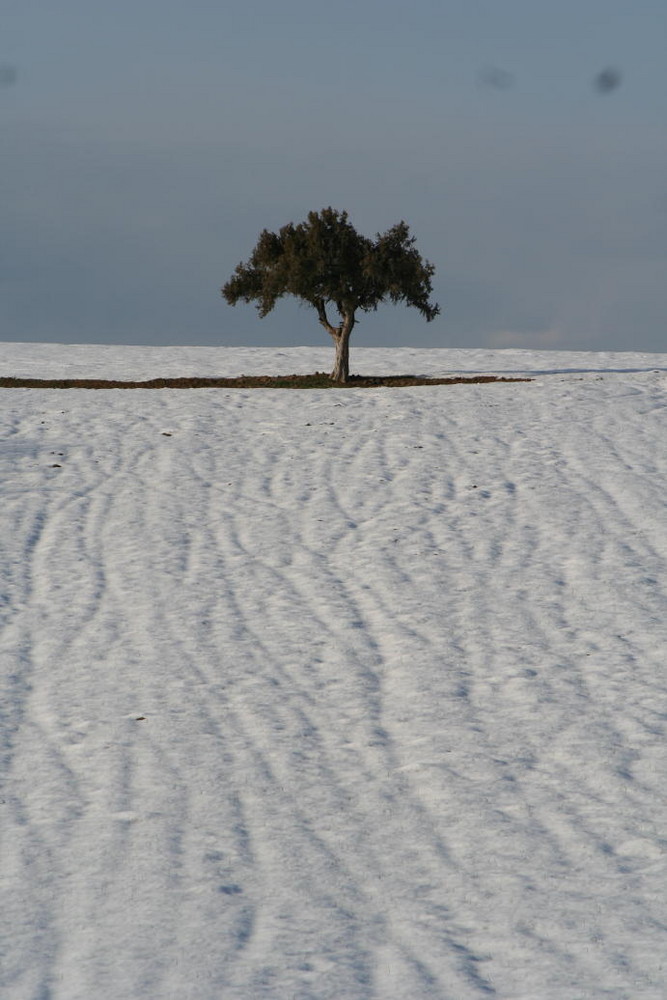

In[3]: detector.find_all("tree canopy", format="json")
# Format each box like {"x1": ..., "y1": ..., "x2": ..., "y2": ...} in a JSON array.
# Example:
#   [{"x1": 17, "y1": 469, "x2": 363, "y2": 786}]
[{"x1": 222, "y1": 208, "x2": 439, "y2": 382}]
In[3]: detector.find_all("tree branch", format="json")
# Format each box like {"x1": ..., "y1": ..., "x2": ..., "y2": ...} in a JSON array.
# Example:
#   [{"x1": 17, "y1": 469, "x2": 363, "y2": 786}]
[{"x1": 315, "y1": 299, "x2": 340, "y2": 339}]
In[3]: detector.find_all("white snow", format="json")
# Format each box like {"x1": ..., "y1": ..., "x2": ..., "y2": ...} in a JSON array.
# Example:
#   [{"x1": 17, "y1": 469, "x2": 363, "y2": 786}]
[{"x1": 2, "y1": 344, "x2": 667, "y2": 999}]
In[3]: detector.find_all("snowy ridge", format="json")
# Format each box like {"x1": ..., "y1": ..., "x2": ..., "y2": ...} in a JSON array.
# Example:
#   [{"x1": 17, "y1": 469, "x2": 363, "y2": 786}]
[{"x1": 2, "y1": 345, "x2": 667, "y2": 999}]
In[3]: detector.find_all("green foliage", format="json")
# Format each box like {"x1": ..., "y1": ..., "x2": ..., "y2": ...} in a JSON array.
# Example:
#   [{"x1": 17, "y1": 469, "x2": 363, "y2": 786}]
[{"x1": 222, "y1": 208, "x2": 439, "y2": 325}]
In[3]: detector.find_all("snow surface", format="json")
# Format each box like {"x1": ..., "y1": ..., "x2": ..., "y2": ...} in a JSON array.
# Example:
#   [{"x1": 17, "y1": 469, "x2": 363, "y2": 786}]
[{"x1": 2, "y1": 344, "x2": 667, "y2": 1000}]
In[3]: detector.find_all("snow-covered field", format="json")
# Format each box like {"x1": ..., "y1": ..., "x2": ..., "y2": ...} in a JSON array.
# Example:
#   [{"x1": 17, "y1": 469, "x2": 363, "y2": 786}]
[{"x1": 2, "y1": 343, "x2": 667, "y2": 1000}]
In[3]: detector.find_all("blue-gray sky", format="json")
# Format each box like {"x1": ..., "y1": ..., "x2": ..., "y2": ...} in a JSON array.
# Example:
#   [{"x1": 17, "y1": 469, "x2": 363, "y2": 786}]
[{"x1": 3, "y1": 0, "x2": 666, "y2": 350}]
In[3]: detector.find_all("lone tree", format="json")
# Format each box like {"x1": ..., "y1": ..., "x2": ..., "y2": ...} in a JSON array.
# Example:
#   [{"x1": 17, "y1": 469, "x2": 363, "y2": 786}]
[{"x1": 222, "y1": 208, "x2": 439, "y2": 383}]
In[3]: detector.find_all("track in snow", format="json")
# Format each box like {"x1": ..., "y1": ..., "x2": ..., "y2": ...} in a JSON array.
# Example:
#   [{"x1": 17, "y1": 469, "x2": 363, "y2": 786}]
[{"x1": 2, "y1": 347, "x2": 667, "y2": 999}]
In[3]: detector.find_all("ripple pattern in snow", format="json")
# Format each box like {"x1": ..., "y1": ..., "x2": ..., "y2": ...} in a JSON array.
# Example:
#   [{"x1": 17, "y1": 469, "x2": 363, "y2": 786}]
[{"x1": 2, "y1": 346, "x2": 667, "y2": 999}]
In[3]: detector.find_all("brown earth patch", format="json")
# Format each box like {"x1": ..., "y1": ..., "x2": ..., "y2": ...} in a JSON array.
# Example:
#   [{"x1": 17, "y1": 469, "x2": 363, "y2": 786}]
[{"x1": 0, "y1": 373, "x2": 533, "y2": 390}]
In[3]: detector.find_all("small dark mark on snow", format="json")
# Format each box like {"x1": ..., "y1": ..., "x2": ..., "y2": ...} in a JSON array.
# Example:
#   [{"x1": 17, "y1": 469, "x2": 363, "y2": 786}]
[
  {"x1": 51, "y1": 463, "x2": 61, "y2": 468},
  {"x1": 135, "y1": 716, "x2": 146, "y2": 721},
  {"x1": 162, "y1": 432, "x2": 172, "y2": 436}
]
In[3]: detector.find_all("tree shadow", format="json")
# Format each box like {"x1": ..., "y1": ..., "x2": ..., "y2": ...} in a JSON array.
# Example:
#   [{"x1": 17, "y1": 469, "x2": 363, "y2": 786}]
[{"x1": 465, "y1": 366, "x2": 667, "y2": 377}]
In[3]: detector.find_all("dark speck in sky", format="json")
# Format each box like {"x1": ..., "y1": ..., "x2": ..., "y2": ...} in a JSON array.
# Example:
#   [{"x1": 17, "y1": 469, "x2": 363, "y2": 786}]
[
  {"x1": 479, "y1": 66, "x2": 514, "y2": 90},
  {"x1": 594, "y1": 67, "x2": 622, "y2": 93},
  {"x1": 0, "y1": 64, "x2": 17, "y2": 87}
]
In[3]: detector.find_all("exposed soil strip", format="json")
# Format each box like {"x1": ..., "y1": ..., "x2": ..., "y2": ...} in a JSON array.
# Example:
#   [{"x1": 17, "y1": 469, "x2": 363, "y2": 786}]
[{"x1": 0, "y1": 373, "x2": 533, "y2": 390}]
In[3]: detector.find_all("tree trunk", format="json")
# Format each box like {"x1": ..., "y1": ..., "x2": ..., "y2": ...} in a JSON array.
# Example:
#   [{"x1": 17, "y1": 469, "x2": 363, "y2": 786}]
[
  {"x1": 330, "y1": 314, "x2": 355, "y2": 383},
  {"x1": 314, "y1": 300, "x2": 356, "y2": 383}
]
